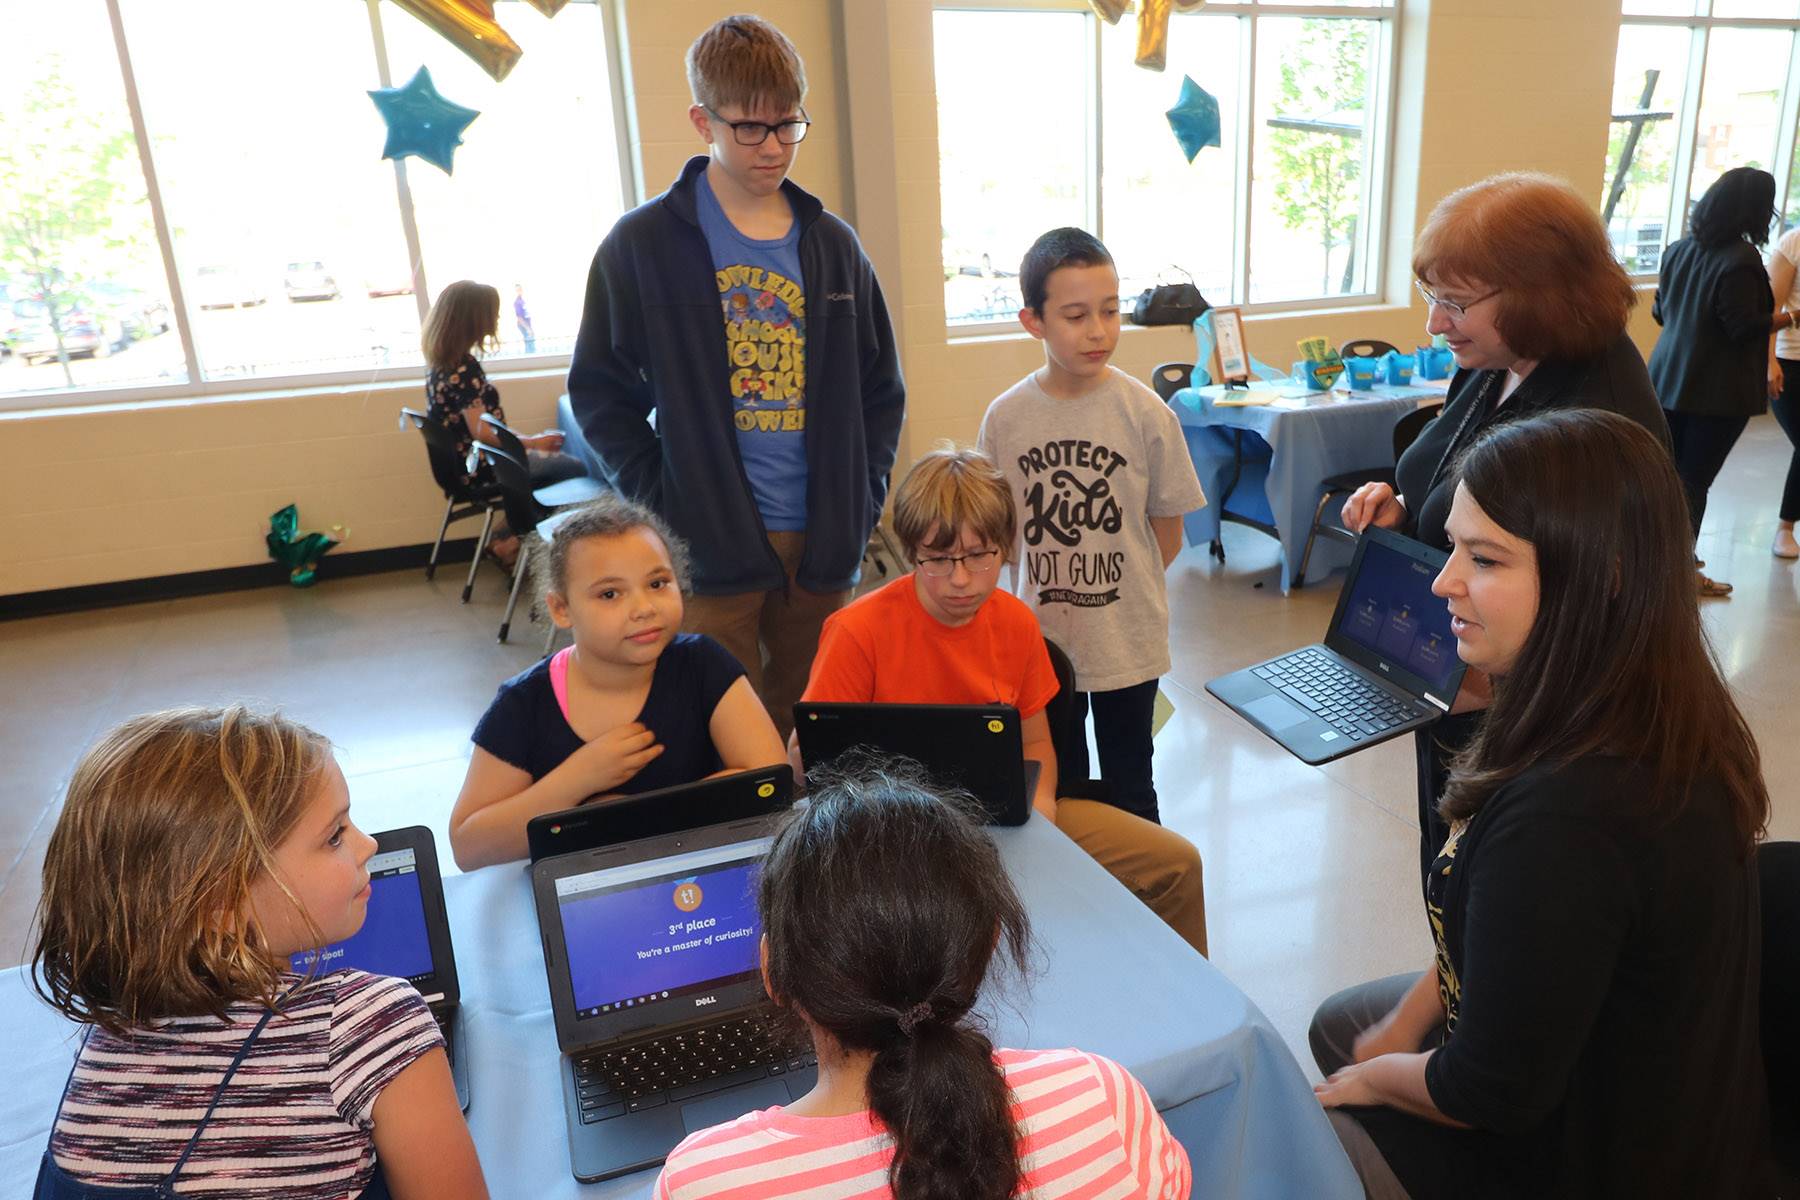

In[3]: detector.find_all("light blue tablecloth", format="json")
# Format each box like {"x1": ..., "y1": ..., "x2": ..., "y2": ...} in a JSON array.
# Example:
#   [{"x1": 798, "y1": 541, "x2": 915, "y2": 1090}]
[
  {"x1": 0, "y1": 815, "x2": 1357, "y2": 1198},
  {"x1": 1175, "y1": 382, "x2": 1444, "y2": 592}
]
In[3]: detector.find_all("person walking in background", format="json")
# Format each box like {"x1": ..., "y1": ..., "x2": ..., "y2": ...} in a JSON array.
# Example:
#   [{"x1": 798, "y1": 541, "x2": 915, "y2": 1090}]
[
  {"x1": 513, "y1": 284, "x2": 536, "y2": 353},
  {"x1": 1765, "y1": 217, "x2": 1800, "y2": 559},
  {"x1": 1648, "y1": 166, "x2": 1799, "y2": 595}
]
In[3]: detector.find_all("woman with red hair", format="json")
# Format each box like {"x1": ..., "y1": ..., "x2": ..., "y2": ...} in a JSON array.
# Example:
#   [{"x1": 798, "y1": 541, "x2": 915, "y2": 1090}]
[{"x1": 1341, "y1": 172, "x2": 1673, "y2": 885}]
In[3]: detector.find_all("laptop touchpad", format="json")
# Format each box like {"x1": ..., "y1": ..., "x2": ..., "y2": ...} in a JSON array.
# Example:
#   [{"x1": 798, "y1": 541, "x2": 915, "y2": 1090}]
[
  {"x1": 1244, "y1": 693, "x2": 1310, "y2": 731},
  {"x1": 680, "y1": 1079, "x2": 793, "y2": 1134}
]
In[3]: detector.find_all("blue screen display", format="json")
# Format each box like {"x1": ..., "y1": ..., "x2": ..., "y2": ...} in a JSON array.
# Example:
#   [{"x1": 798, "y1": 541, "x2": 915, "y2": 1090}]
[
  {"x1": 291, "y1": 848, "x2": 435, "y2": 984},
  {"x1": 1336, "y1": 537, "x2": 1459, "y2": 696},
  {"x1": 555, "y1": 841, "x2": 765, "y2": 1019}
]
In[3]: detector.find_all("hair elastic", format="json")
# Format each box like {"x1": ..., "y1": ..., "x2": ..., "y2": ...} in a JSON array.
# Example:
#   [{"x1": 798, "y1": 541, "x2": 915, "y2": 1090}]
[{"x1": 896, "y1": 1000, "x2": 935, "y2": 1036}]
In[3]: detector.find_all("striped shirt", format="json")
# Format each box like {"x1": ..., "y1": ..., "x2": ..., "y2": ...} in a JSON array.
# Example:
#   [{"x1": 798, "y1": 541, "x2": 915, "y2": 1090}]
[
  {"x1": 654, "y1": 1047, "x2": 1192, "y2": 1200},
  {"x1": 48, "y1": 969, "x2": 442, "y2": 1198}
]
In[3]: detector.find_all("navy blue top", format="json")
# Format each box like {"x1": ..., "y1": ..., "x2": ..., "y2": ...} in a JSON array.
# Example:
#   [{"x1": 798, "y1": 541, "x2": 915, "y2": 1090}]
[
  {"x1": 567, "y1": 155, "x2": 906, "y2": 595},
  {"x1": 470, "y1": 634, "x2": 745, "y2": 795}
]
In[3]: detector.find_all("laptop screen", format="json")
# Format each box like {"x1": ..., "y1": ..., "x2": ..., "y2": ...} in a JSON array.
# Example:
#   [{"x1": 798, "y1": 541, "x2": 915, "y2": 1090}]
[
  {"x1": 1332, "y1": 534, "x2": 1459, "y2": 696},
  {"x1": 552, "y1": 837, "x2": 768, "y2": 1020},
  {"x1": 290, "y1": 847, "x2": 435, "y2": 985}
]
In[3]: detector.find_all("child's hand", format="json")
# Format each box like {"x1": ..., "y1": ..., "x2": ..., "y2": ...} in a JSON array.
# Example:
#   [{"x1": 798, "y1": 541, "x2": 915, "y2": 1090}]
[
  {"x1": 571, "y1": 722, "x2": 663, "y2": 794},
  {"x1": 527, "y1": 431, "x2": 566, "y2": 453}
]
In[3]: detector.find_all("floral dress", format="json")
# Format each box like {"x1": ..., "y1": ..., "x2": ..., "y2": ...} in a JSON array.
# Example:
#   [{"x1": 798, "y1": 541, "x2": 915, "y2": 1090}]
[{"x1": 426, "y1": 353, "x2": 505, "y2": 486}]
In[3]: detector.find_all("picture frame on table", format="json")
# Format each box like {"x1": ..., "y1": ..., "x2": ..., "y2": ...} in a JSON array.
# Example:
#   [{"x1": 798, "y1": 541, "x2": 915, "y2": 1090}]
[{"x1": 1210, "y1": 306, "x2": 1250, "y2": 386}]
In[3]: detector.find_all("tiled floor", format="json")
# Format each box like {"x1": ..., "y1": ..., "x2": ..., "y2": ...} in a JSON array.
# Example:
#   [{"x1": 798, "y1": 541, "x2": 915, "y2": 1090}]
[{"x1": 3, "y1": 413, "x2": 1796, "y2": 1080}]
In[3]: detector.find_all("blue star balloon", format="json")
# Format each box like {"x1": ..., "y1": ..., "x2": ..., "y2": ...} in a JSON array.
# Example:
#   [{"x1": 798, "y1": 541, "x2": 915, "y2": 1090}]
[
  {"x1": 368, "y1": 65, "x2": 480, "y2": 175},
  {"x1": 1166, "y1": 75, "x2": 1221, "y2": 163}
]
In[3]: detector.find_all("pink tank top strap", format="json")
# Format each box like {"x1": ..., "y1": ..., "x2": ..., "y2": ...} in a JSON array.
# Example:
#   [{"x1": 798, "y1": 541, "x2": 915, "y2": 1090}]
[{"x1": 548, "y1": 647, "x2": 575, "y2": 722}]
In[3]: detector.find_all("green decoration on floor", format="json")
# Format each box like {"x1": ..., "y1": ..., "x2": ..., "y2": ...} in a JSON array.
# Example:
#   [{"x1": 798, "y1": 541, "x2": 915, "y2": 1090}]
[{"x1": 266, "y1": 504, "x2": 346, "y2": 587}]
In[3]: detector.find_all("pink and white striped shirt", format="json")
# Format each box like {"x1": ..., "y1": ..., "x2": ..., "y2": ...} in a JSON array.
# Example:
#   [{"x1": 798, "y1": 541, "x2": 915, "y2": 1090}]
[{"x1": 654, "y1": 1047, "x2": 1191, "y2": 1200}]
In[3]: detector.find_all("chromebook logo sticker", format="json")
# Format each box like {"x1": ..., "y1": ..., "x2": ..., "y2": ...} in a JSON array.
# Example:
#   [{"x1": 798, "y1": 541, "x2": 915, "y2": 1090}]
[
  {"x1": 987, "y1": 719, "x2": 1005, "y2": 733},
  {"x1": 757, "y1": 782, "x2": 775, "y2": 798}
]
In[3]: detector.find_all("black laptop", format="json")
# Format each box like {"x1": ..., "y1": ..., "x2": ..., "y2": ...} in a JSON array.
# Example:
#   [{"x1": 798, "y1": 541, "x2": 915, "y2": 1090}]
[
  {"x1": 531, "y1": 815, "x2": 817, "y2": 1182},
  {"x1": 290, "y1": 825, "x2": 470, "y2": 1111},
  {"x1": 1206, "y1": 526, "x2": 1467, "y2": 765},
  {"x1": 526, "y1": 766, "x2": 794, "y2": 864},
  {"x1": 791, "y1": 702, "x2": 1034, "y2": 825}
]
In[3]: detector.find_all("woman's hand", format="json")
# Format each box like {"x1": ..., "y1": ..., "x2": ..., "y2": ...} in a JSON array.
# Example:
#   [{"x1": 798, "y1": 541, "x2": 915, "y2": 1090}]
[
  {"x1": 526, "y1": 430, "x2": 566, "y2": 453},
  {"x1": 1315, "y1": 1060, "x2": 1384, "y2": 1109},
  {"x1": 1771, "y1": 360, "x2": 1785, "y2": 401},
  {"x1": 1341, "y1": 482, "x2": 1406, "y2": 534},
  {"x1": 569, "y1": 722, "x2": 663, "y2": 794}
]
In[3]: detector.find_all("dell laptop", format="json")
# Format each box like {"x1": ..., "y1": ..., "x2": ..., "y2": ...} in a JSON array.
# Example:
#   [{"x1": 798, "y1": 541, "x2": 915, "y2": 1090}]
[
  {"x1": 531, "y1": 815, "x2": 818, "y2": 1183},
  {"x1": 290, "y1": 825, "x2": 470, "y2": 1111},
  {"x1": 526, "y1": 765, "x2": 794, "y2": 864},
  {"x1": 1206, "y1": 526, "x2": 1467, "y2": 765},
  {"x1": 791, "y1": 702, "x2": 1034, "y2": 825}
]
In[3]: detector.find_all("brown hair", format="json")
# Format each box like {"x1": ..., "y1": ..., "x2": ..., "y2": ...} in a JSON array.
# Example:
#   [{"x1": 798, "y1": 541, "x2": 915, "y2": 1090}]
[
  {"x1": 1440, "y1": 410, "x2": 1768, "y2": 853},
  {"x1": 685, "y1": 15, "x2": 807, "y2": 114},
  {"x1": 1413, "y1": 173, "x2": 1635, "y2": 362},
  {"x1": 32, "y1": 707, "x2": 333, "y2": 1035},
  {"x1": 892, "y1": 445, "x2": 1017, "y2": 562},
  {"x1": 542, "y1": 492, "x2": 692, "y2": 599},
  {"x1": 421, "y1": 280, "x2": 500, "y2": 372}
]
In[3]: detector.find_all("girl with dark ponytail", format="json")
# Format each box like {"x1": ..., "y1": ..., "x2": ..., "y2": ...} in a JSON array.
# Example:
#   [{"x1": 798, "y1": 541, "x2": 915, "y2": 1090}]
[{"x1": 654, "y1": 764, "x2": 1192, "y2": 1200}]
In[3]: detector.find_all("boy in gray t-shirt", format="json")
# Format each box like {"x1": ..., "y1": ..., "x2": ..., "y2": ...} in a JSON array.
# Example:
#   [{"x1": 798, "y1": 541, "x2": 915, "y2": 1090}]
[{"x1": 978, "y1": 228, "x2": 1205, "y2": 824}]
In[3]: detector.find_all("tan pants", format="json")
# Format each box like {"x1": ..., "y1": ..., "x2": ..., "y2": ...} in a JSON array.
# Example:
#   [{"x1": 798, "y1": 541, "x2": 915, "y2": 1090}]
[
  {"x1": 1056, "y1": 798, "x2": 1209, "y2": 958},
  {"x1": 682, "y1": 531, "x2": 849, "y2": 742}
]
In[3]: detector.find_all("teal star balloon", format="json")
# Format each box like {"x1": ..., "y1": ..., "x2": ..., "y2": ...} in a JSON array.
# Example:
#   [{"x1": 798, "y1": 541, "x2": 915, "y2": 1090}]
[
  {"x1": 368, "y1": 65, "x2": 479, "y2": 175},
  {"x1": 1166, "y1": 75, "x2": 1221, "y2": 163}
]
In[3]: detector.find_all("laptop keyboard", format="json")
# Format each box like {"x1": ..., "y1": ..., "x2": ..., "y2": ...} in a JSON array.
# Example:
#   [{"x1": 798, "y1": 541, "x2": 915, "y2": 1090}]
[
  {"x1": 1254, "y1": 648, "x2": 1419, "y2": 742},
  {"x1": 572, "y1": 1015, "x2": 817, "y2": 1124}
]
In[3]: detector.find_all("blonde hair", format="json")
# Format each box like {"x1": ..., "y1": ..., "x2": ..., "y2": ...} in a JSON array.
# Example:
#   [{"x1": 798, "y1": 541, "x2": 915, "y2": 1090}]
[
  {"x1": 892, "y1": 445, "x2": 1017, "y2": 562},
  {"x1": 421, "y1": 280, "x2": 501, "y2": 372},
  {"x1": 32, "y1": 707, "x2": 332, "y2": 1035},
  {"x1": 686, "y1": 15, "x2": 807, "y2": 114}
]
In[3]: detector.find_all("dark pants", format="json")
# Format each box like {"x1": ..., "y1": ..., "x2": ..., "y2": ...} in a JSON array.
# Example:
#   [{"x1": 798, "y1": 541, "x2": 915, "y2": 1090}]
[
  {"x1": 1665, "y1": 409, "x2": 1752, "y2": 539},
  {"x1": 528, "y1": 451, "x2": 587, "y2": 487},
  {"x1": 1058, "y1": 678, "x2": 1161, "y2": 824},
  {"x1": 1775, "y1": 359, "x2": 1800, "y2": 523}
]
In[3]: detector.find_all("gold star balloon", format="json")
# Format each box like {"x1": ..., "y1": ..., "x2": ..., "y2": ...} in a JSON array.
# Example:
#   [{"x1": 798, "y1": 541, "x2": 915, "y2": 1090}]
[
  {"x1": 383, "y1": 0, "x2": 573, "y2": 82},
  {"x1": 1085, "y1": 0, "x2": 1209, "y2": 71}
]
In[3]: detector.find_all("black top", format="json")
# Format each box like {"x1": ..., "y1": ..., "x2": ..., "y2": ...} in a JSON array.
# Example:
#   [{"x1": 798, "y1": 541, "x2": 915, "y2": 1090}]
[
  {"x1": 1395, "y1": 331, "x2": 1671, "y2": 551},
  {"x1": 1648, "y1": 237, "x2": 1774, "y2": 418},
  {"x1": 425, "y1": 354, "x2": 503, "y2": 487},
  {"x1": 1366, "y1": 758, "x2": 1769, "y2": 1199},
  {"x1": 470, "y1": 635, "x2": 744, "y2": 794}
]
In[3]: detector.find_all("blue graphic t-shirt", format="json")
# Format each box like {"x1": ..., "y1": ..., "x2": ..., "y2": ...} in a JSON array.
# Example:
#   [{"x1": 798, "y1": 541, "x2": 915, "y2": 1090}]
[{"x1": 695, "y1": 172, "x2": 808, "y2": 531}]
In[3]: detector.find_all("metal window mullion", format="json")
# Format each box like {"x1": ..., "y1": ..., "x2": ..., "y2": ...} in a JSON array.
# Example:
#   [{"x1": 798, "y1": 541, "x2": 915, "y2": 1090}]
[
  {"x1": 1235, "y1": 13, "x2": 1257, "y2": 305},
  {"x1": 1088, "y1": 7, "x2": 1103, "y2": 238},
  {"x1": 1666, "y1": 23, "x2": 1709, "y2": 243},
  {"x1": 102, "y1": 0, "x2": 202, "y2": 393},
  {"x1": 603, "y1": 0, "x2": 642, "y2": 207},
  {"x1": 1771, "y1": 23, "x2": 1800, "y2": 228},
  {"x1": 1361, "y1": 11, "x2": 1398, "y2": 299},
  {"x1": 365, "y1": 0, "x2": 433, "y2": 325}
]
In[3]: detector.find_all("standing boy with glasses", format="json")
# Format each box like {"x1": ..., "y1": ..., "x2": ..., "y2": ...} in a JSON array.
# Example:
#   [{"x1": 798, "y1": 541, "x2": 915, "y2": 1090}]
[
  {"x1": 977, "y1": 228, "x2": 1206, "y2": 825},
  {"x1": 568, "y1": 15, "x2": 905, "y2": 740},
  {"x1": 796, "y1": 446, "x2": 1209, "y2": 956}
]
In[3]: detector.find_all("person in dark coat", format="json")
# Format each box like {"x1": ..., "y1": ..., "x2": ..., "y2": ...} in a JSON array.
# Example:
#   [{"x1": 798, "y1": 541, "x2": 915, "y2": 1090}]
[
  {"x1": 1339, "y1": 172, "x2": 1672, "y2": 890},
  {"x1": 1648, "y1": 166, "x2": 1798, "y2": 596}
]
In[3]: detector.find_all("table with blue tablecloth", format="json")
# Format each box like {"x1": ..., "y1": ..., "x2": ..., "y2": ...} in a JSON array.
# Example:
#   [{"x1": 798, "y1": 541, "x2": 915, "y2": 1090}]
[
  {"x1": 0, "y1": 814, "x2": 1358, "y2": 1198},
  {"x1": 1175, "y1": 381, "x2": 1446, "y2": 592}
]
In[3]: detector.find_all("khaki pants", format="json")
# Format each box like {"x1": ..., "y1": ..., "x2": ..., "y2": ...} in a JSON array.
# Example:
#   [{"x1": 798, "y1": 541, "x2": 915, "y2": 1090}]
[
  {"x1": 682, "y1": 531, "x2": 848, "y2": 742},
  {"x1": 1055, "y1": 798, "x2": 1208, "y2": 957}
]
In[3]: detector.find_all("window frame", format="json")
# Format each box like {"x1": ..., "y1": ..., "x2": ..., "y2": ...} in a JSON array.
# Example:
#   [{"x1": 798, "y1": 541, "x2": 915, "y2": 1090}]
[
  {"x1": 2, "y1": 0, "x2": 634, "y2": 414},
  {"x1": 933, "y1": 0, "x2": 1402, "y2": 337},
  {"x1": 1610, "y1": 3, "x2": 1800, "y2": 282}
]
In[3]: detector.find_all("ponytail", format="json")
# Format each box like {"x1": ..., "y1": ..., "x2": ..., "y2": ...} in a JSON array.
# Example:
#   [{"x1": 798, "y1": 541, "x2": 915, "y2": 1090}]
[{"x1": 759, "y1": 762, "x2": 1031, "y2": 1200}]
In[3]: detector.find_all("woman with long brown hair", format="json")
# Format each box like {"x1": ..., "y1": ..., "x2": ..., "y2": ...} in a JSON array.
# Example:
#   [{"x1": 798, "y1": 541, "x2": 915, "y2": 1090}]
[{"x1": 1312, "y1": 410, "x2": 1770, "y2": 1199}]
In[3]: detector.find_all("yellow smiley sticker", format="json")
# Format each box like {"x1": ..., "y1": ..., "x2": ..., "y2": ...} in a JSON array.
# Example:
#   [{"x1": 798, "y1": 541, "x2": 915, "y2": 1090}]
[
  {"x1": 987, "y1": 719, "x2": 1005, "y2": 733},
  {"x1": 756, "y1": 782, "x2": 775, "y2": 798}
]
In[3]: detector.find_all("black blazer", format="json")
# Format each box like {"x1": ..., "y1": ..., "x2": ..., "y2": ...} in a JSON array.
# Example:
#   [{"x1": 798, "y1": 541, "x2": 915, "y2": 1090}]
[{"x1": 1648, "y1": 237, "x2": 1773, "y2": 418}]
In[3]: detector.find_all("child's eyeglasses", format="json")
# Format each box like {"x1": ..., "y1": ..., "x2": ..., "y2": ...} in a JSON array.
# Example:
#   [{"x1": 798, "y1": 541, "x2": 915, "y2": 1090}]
[
  {"x1": 706, "y1": 106, "x2": 812, "y2": 147},
  {"x1": 915, "y1": 549, "x2": 1001, "y2": 577}
]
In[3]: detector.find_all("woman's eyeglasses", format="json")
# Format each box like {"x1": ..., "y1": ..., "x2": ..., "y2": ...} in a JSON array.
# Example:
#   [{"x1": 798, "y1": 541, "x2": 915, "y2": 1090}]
[
  {"x1": 705, "y1": 106, "x2": 811, "y2": 147},
  {"x1": 1415, "y1": 280, "x2": 1500, "y2": 321}
]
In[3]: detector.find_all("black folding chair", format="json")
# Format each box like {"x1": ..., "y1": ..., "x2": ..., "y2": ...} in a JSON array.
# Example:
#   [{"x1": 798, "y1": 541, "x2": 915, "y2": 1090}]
[
  {"x1": 1338, "y1": 338, "x2": 1401, "y2": 360},
  {"x1": 1293, "y1": 403, "x2": 1442, "y2": 587},
  {"x1": 399, "y1": 407, "x2": 504, "y2": 603},
  {"x1": 1150, "y1": 362, "x2": 1192, "y2": 405},
  {"x1": 471, "y1": 442, "x2": 601, "y2": 647},
  {"x1": 477, "y1": 413, "x2": 607, "y2": 509}
]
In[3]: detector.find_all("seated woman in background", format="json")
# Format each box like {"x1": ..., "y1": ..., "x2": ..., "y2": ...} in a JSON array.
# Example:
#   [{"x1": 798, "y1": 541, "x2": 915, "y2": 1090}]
[
  {"x1": 423, "y1": 279, "x2": 585, "y2": 566},
  {"x1": 449, "y1": 495, "x2": 785, "y2": 870},
  {"x1": 1339, "y1": 171, "x2": 1673, "y2": 891},
  {"x1": 1313, "y1": 410, "x2": 1771, "y2": 1199},
  {"x1": 656, "y1": 764, "x2": 1191, "y2": 1200}
]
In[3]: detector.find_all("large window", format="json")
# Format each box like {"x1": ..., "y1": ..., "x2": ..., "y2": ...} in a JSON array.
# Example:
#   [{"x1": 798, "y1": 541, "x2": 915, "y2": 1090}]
[
  {"x1": 934, "y1": 1, "x2": 1396, "y2": 328},
  {"x1": 1, "y1": 0, "x2": 628, "y2": 404},
  {"x1": 1604, "y1": 2, "x2": 1800, "y2": 276}
]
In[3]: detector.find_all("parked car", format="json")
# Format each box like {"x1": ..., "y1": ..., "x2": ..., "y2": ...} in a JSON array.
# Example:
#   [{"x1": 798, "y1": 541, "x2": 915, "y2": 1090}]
[
  {"x1": 88, "y1": 282, "x2": 172, "y2": 340},
  {"x1": 363, "y1": 273, "x2": 416, "y2": 298},
  {"x1": 193, "y1": 265, "x2": 268, "y2": 309},
  {"x1": 11, "y1": 299, "x2": 127, "y2": 364},
  {"x1": 283, "y1": 260, "x2": 340, "y2": 302}
]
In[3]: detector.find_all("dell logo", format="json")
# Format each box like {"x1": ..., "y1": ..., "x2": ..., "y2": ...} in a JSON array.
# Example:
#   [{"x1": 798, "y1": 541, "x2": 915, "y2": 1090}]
[
  {"x1": 1377, "y1": 662, "x2": 1389, "y2": 672},
  {"x1": 694, "y1": 995, "x2": 717, "y2": 1007}
]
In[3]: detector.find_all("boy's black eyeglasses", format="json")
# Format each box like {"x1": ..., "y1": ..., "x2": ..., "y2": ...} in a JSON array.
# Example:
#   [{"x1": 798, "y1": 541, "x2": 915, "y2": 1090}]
[
  {"x1": 705, "y1": 106, "x2": 811, "y2": 147},
  {"x1": 915, "y1": 549, "x2": 1001, "y2": 577}
]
